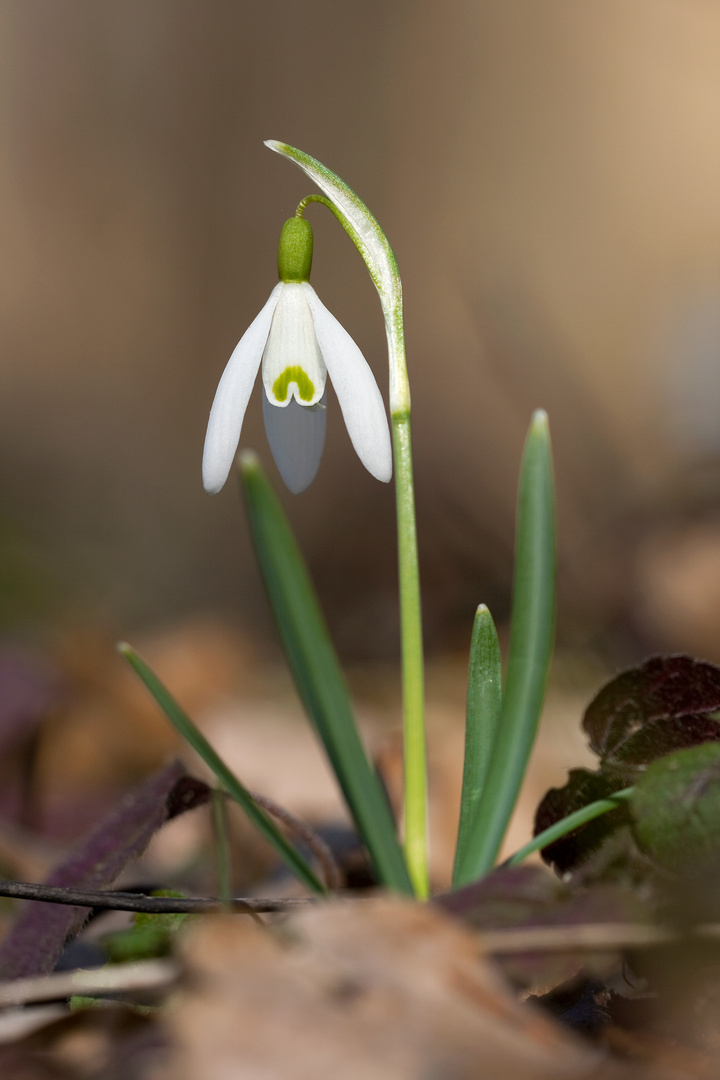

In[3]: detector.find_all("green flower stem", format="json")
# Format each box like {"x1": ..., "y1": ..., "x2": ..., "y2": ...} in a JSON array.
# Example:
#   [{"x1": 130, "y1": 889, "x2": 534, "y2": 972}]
[
  {"x1": 505, "y1": 788, "x2": 635, "y2": 867},
  {"x1": 392, "y1": 411, "x2": 428, "y2": 898},
  {"x1": 266, "y1": 140, "x2": 427, "y2": 897},
  {"x1": 452, "y1": 605, "x2": 502, "y2": 887},
  {"x1": 455, "y1": 411, "x2": 556, "y2": 883}
]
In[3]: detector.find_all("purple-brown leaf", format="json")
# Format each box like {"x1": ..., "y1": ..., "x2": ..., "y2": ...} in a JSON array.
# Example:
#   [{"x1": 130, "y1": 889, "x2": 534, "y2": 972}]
[
  {"x1": 435, "y1": 865, "x2": 646, "y2": 987},
  {"x1": 533, "y1": 769, "x2": 631, "y2": 873},
  {"x1": 0, "y1": 759, "x2": 209, "y2": 981},
  {"x1": 584, "y1": 655, "x2": 720, "y2": 770},
  {"x1": 0, "y1": 649, "x2": 59, "y2": 755},
  {"x1": 436, "y1": 865, "x2": 563, "y2": 929}
]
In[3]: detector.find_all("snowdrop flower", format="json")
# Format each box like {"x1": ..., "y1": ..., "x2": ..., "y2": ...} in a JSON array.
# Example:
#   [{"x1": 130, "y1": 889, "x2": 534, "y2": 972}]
[{"x1": 202, "y1": 217, "x2": 392, "y2": 495}]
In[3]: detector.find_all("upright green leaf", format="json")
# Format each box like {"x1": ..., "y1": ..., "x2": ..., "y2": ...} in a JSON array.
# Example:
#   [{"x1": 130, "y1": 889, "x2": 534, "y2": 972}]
[
  {"x1": 456, "y1": 410, "x2": 556, "y2": 883},
  {"x1": 452, "y1": 605, "x2": 502, "y2": 886},
  {"x1": 119, "y1": 644, "x2": 327, "y2": 896},
  {"x1": 240, "y1": 453, "x2": 413, "y2": 894}
]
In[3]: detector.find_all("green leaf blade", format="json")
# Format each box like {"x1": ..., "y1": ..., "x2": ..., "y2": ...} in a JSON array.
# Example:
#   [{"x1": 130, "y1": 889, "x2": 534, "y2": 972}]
[
  {"x1": 457, "y1": 410, "x2": 556, "y2": 883},
  {"x1": 506, "y1": 787, "x2": 634, "y2": 867},
  {"x1": 118, "y1": 643, "x2": 327, "y2": 896},
  {"x1": 240, "y1": 453, "x2": 413, "y2": 895},
  {"x1": 452, "y1": 604, "x2": 502, "y2": 887}
]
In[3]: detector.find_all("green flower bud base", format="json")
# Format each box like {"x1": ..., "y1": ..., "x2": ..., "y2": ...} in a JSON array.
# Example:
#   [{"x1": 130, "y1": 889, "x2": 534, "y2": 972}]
[{"x1": 278, "y1": 217, "x2": 313, "y2": 283}]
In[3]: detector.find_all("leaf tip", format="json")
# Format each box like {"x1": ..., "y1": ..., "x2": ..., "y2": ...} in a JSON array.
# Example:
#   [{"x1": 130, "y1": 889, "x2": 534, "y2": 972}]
[{"x1": 238, "y1": 449, "x2": 261, "y2": 476}]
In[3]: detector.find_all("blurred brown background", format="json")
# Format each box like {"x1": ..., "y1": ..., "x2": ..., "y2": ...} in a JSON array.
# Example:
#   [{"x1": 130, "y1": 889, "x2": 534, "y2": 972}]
[{"x1": 0, "y1": 0, "x2": 719, "y2": 663}]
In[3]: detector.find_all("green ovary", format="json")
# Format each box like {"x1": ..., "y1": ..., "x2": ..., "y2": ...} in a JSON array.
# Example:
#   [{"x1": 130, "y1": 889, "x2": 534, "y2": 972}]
[{"x1": 272, "y1": 366, "x2": 315, "y2": 403}]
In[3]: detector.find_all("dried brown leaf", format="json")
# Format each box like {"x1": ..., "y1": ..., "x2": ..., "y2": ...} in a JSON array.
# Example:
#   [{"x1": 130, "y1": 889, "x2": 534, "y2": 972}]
[{"x1": 154, "y1": 899, "x2": 604, "y2": 1080}]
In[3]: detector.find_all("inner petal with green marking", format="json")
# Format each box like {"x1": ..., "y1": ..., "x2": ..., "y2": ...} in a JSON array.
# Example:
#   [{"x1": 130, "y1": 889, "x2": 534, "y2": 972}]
[
  {"x1": 272, "y1": 365, "x2": 316, "y2": 404},
  {"x1": 261, "y1": 282, "x2": 326, "y2": 408}
]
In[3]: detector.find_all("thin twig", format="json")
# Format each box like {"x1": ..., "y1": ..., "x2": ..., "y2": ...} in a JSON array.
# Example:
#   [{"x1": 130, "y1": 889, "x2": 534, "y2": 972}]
[
  {"x1": 473, "y1": 921, "x2": 720, "y2": 953},
  {"x1": 0, "y1": 959, "x2": 177, "y2": 1009},
  {"x1": 0, "y1": 880, "x2": 318, "y2": 914},
  {"x1": 248, "y1": 789, "x2": 343, "y2": 890},
  {"x1": 4, "y1": 880, "x2": 720, "y2": 957},
  {"x1": 473, "y1": 922, "x2": 677, "y2": 953}
]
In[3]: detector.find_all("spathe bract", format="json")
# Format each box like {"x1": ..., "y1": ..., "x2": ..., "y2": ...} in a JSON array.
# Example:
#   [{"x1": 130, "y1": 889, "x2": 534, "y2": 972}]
[{"x1": 202, "y1": 215, "x2": 391, "y2": 494}]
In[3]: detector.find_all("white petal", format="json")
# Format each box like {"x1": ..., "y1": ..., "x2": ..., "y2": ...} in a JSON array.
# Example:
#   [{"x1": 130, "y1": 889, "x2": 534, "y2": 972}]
[
  {"x1": 261, "y1": 283, "x2": 326, "y2": 407},
  {"x1": 202, "y1": 284, "x2": 283, "y2": 494},
  {"x1": 303, "y1": 284, "x2": 392, "y2": 483},
  {"x1": 263, "y1": 392, "x2": 327, "y2": 494}
]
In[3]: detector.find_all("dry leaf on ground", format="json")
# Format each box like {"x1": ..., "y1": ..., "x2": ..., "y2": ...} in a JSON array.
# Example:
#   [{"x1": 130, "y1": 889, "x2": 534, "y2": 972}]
[{"x1": 154, "y1": 898, "x2": 606, "y2": 1080}]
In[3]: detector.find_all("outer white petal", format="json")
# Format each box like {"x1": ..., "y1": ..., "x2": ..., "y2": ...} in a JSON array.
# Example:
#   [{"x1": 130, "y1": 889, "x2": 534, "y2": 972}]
[
  {"x1": 202, "y1": 283, "x2": 283, "y2": 494},
  {"x1": 303, "y1": 283, "x2": 392, "y2": 483}
]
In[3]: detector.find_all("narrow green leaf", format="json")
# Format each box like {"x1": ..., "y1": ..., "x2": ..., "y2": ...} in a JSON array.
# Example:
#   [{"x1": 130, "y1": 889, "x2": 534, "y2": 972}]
[
  {"x1": 240, "y1": 452, "x2": 413, "y2": 895},
  {"x1": 505, "y1": 788, "x2": 634, "y2": 867},
  {"x1": 456, "y1": 410, "x2": 556, "y2": 883},
  {"x1": 118, "y1": 643, "x2": 327, "y2": 896},
  {"x1": 452, "y1": 605, "x2": 502, "y2": 886}
]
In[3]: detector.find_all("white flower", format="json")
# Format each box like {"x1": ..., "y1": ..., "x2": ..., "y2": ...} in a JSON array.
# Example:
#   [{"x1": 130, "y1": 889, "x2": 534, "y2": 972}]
[{"x1": 202, "y1": 220, "x2": 392, "y2": 495}]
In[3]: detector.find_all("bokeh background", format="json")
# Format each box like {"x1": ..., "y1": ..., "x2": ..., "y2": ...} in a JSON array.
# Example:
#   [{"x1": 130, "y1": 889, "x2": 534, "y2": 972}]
[{"x1": 0, "y1": 0, "x2": 719, "y2": 664}]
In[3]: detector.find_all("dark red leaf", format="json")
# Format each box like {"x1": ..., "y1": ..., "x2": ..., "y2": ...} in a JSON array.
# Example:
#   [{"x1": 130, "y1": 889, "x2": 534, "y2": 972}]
[
  {"x1": 532, "y1": 656, "x2": 720, "y2": 877},
  {"x1": 533, "y1": 769, "x2": 630, "y2": 874},
  {"x1": 604, "y1": 714, "x2": 720, "y2": 770},
  {"x1": 0, "y1": 760, "x2": 209, "y2": 980},
  {"x1": 583, "y1": 655, "x2": 720, "y2": 767}
]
